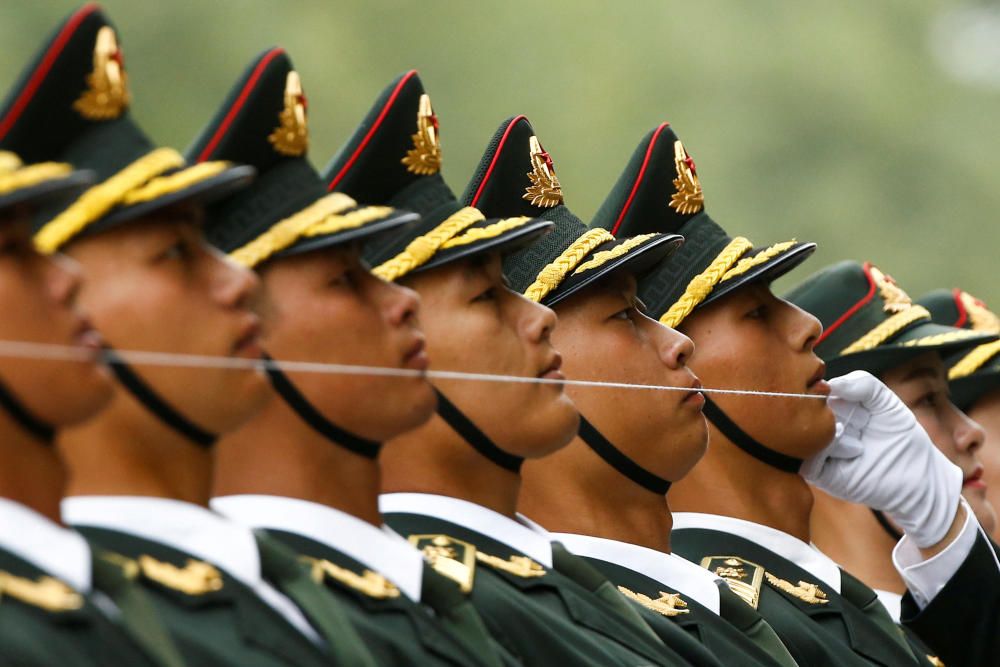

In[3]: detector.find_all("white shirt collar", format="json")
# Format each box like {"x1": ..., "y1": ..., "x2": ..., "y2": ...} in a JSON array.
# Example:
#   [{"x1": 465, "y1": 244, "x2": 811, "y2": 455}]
[
  {"x1": 672, "y1": 512, "x2": 843, "y2": 593},
  {"x1": 211, "y1": 495, "x2": 423, "y2": 601},
  {"x1": 0, "y1": 497, "x2": 91, "y2": 593},
  {"x1": 62, "y1": 495, "x2": 262, "y2": 589},
  {"x1": 874, "y1": 589, "x2": 902, "y2": 622},
  {"x1": 379, "y1": 493, "x2": 553, "y2": 567},
  {"x1": 551, "y1": 532, "x2": 722, "y2": 614}
]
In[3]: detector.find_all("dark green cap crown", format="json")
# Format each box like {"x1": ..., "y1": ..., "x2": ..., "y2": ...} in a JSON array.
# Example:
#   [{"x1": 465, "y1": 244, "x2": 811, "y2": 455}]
[
  {"x1": 592, "y1": 123, "x2": 815, "y2": 325},
  {"x1": 0, "y1": 3, "x2": 253, "y2": 245},
  {"x1": 462, "y1": 115, "x2": 681, "y2": 306},
  {"x1": 786, "y1": 261, "x2": 995, "y2": 378},
  {"x1": 917, "y1": 288, "x2": 1000, "y2": 410}
]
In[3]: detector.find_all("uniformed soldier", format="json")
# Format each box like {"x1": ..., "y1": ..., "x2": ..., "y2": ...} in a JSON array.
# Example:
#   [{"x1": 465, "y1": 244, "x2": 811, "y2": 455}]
[
  {"x1": 595, "y1": 122, "x2": 983, "y2": 666},
  {"x1": 918, "y1": 287, "x2": 1000, "y2": 542},
  {"x1": 790, "y1": 269, "x2": 996, "y2": 621},
  {"x1": 462, "y1": 114, "x2": 797, "y2": 667},
  {"x1": 0, "y1": 6, "x2": 343, "y2": 665},
  {"x1": 187, "y1": 48, "x2": 516, "y2": 667},
  {"x1": 321, "y1": 70, "x2": 710, "y2": 666},
  {"x1": 0, "y1": 154, "x2": 188, "y2": 666}
]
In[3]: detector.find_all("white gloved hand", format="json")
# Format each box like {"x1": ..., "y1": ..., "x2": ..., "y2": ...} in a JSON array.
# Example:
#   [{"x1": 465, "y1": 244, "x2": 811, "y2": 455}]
[{"x1": 800, "y1": 370, "x2": 962, "y2": 548}]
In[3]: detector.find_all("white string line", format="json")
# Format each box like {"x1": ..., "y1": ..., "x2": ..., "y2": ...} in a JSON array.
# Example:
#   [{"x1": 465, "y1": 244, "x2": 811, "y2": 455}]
[{"x1": 0, "y1": 340, "x2": 827, "y2": 400}]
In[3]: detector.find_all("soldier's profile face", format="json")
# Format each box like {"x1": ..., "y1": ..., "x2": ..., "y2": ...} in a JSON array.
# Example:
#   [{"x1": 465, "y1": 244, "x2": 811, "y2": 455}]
[
  {"x1": 401, "y1": 252, "x2": 579, "y2": 459},
  {"x1": 680, "y1": 283, "x2": 836, "y2": 459},
  {"x1": 0, "y1": 212, "x2": 111, "y2": 428},
  {"x1": 256, "y1": 243, "x2": 436, "y2": 442},
  {"x1": 550, "y1": 272, "x2": 708, "y2": 482},
  {"x1": 883, "y1": 351, "x2": 996, "y2": 534},
  {"x1": 968, "y1": 387, "x2": 1000, "y2": 541},
  {"x1": 63, "y1": 206, "x2": 271, "y2": 435}
]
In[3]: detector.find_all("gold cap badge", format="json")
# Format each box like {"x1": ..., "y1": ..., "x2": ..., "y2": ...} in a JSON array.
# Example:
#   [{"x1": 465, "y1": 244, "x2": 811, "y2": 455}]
[
  {"x1": 958, "y1": 290, "x2": 1000, "y2": 334},
  {"x1": 268, "y1": 71, "x2": 308, "y2": 157},
  {"x1": 669, "y1": 140, "x2": 703, "y2": 215},
  {"x1": 401, "y1": 93, "x2": 441, "y2": 175},
  {"x1": 523, "y1": 135, "x2": 563, "y2": 208},
  {"x1": 73, "y1": 26, "x2": 130, "y2": 121},
  {"x1": 868, "y1": 265, "x2": 912, "y2": 314}
]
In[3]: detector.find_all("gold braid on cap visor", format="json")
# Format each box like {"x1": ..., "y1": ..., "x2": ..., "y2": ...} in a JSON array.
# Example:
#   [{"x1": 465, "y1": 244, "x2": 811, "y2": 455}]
[
  {"x1": 34, "y1": 148, "x2": 231, "y2": 254},
  {"x1": 658, "y1": 237, "x2": 752, "y2": 328},
  {"x1": 522, "y1": 229, "x2": 615, "y2": 303},
  {"x1": 838, "y1": 306, "x2": 932, "y2": 355},
  {"x1": 0, "y1": 151, "x2": 74, "y2": 195},
  {"x1": 572, "y1": 233, "x2": 659, "y2": 275},
  {"x1": 228, "y1": 192, "x2": 365, "y2": 268},
  {"x1": 373, "y1": 207, "x2": 485, "y2": 282},
  {"x1": 950, "y1": 339, "x2": 1000, "y2": 379}
]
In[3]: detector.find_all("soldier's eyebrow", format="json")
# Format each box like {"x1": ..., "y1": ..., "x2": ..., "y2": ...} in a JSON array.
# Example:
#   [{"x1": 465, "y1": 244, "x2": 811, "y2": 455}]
[{"x1": 901, "y1": 366, "x2": 941, "y2": 384}]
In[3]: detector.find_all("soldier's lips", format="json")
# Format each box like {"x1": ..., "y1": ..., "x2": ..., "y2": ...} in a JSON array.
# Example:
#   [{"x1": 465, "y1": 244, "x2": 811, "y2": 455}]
[
  {"x1": 964, "y1": 466, "x2": 987, "y2": 490},
  {"x1": 402, "y1": 337, "x2": 429, "y2": 371},
  {"x1": 73, "y1": 318, "x2": 104, "y2": 356}
]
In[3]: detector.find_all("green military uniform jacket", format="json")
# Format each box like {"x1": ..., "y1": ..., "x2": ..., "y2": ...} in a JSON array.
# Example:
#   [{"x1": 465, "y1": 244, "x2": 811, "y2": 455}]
[
  {"x1": 576, "y1": 554, "x2": 797, "y2": 667},
  {"x1": 384, "y1": 508, "x2": 710, "y2": 666},
  {"x1": 0, "y1": 545, "x2": 174, "y2": 666},
  {"x1": 672, "y1": 527, "x2": 942, "y2": 667},
  {"x1": 75, "y1": 526, "x2": 334, "y2": 667},
  {"x1": 263, "y1": 527, "x2": 519, "y2": 667}
]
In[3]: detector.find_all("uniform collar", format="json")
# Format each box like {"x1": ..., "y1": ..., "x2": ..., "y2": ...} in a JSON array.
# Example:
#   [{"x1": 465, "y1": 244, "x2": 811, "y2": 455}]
[
  {"x1": 672, "y1": 512, "x2": 843, "y2": 593},
  {"x1": 211, "y1": 494, "x2": 424, "y2": 601},
  {"x1": 0, "y1": 497, "x2": 91, "y2": 593},
  {"x1": 550, "y1": 532, "x2": 722, "y2": 613},
  {"x1": 379, "y1": 492, "x2": 553, "y2": 567},
  {"x1": 62, "y1": 495, "x2": 263, "y2": 589}
]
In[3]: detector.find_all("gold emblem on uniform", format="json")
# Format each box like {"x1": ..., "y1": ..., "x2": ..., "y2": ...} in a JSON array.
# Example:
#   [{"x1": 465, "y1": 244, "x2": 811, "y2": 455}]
[
  {"x1": 476, "y1": 551, "x2": 547, "y2": 578},
  {"x1": 617, "y1": 586, "x2": 689, "y2": 617},
  {"x1": 763, "y1": 572, "x2": 829, "y2": 604},
  {"x1": 138, "y1": 555, "x2": 224, "y2": 595},
  {"x1": 669, "y1": 140, "x2": 703, "y2": 215},
  {"x1": 302, "y1": 557, "x2": 400, "y2": 599},
  {"x1": 0, "y1": 571, "x2": 84, "y2": 612},
  {"x1": 268, "y1": 71, "x2": 309, "y2": 157},
  {"x1": 409, "y1": 534, "x2": 476, "y2": 593},
  {"x1": 523, "y1": 135, "x2": 563, "y2": 208},
  {"x1": 700, "y1": 556, "x2": 764, "y2": 609},
  {"x1": 401, "y1": 93, "x2": 442, "y2": 175},
  {"x1": 868, "y1": 265, "x2": 912, "y2": 314},
  {"x1": 958, "y1": 290, "x2": 1000, "y2": 334},
  {"x1": 73, "y1": 26, "x2": 130, "y2": 120}
]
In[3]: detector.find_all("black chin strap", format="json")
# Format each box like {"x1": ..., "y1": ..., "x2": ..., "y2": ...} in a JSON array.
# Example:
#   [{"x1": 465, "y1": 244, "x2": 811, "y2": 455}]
[
  {"x1": 104, "y1": 347, "x2": 217, "y2": 448},
  {"x1": 433, "y1": 388, "x2": 523, "y2": 473},
  {"x1": 577, "y1": 417, "x2": 671, "y2": 495},
  {"x1": 0, "y1": 380, "x2": 55, "y2": 443},
  {"x1": 264, "y1": 355, "x2": 381, "y2": 459},
  {"x1": 702, "y1": 396, "x2": 803, "y2": 474},
  {"x1": 871, "y1": 508, "x2": 904, "y2": 541}
]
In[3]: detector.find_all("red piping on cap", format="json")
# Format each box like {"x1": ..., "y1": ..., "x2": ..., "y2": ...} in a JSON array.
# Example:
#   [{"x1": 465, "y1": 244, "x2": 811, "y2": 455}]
[
  {"x1": 467, "y1": 114, "x2": 528, "y2": 208},
  {"x1": 326, "y1": 69, "x2": 419, "y2": 191},
  {"x1": 610, "y1": 122, "x2": 670, "y2": 237},
  {"x1": 815, "y1": 261, "x2": 878, "y2": 346},
  {"x1": 952, "y1": 288, "x2": 969, "y2": 328},
  {"x1": 0, "y1": 3, "x2": 100, "y2": 140},
  {"x1": 193, "y1": 47, "x2": 285, "y2": 163}
]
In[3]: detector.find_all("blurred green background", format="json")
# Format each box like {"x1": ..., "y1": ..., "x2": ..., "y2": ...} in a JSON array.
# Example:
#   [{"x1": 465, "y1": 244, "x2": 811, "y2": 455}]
[{"x1": 3, "y1": 0, "x2": 999, "y2": 300}]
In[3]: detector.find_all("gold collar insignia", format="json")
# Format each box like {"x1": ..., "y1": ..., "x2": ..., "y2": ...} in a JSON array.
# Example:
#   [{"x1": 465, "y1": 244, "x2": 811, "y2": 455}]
[
  {"x1": 268, "y1": 71, "x2": 309, "y2": 157},
  {"x1": 138, "y1": 555, "x2": 224, "y2": 596},
  {"x1": 476, "y1": 551, "x2": 546, "y2": 578},
  {"x1": 764, "y1": 572, "x2": 829, "y2": 604},
  {"x1": 401, "y1": 93, "x2": 442, "y2": 175},
  {"x1": 701, "y1": 556, "x2": 764, "y2": 609},
  {"x1": 302, "y1": 557, "x2": 400, "y2": 599},
  {"x1": 618, "y1": 586, "x2": 689, "y2": 617},
  {"x1": 926, "y1": 655, "x2": 945, "y2": 666},
  {"x1": 73, "y1": 26, "x2": 130, "y2": 120},
  {"x1": 868, "y1": 265, "x2": 912, "y2": 314},
  {"x1": 523, "y1": 135, "x2": 563, "y2": 208},
  {"x1": 409, "y1": 534, "x2": 476, "y2": 593},
  {"x1": 669, "y1": 140, "x2": 703, "y2": 215},
  {"x1": 0, "y1": 571, "x2": 84, "y2": 612}
]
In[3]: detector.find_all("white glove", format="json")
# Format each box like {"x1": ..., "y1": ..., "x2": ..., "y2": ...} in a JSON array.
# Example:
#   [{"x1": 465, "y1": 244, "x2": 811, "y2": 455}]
[{"x1": 800, "y1": 370, "x2": 962, "y2": 548}]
